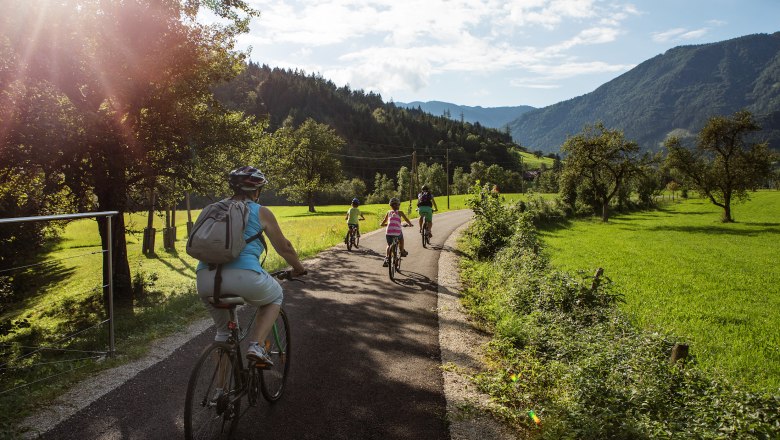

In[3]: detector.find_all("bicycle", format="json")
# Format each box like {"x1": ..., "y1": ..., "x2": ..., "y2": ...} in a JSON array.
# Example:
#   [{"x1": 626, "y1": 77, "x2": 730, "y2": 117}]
[
  {"x1": 184, "y1": 269, "x2": 302, "y2": 440},
  {"x1": 420, "y1": 216, "x2": 430, "y2": 248},
  {"x1": 419, "y1": 209, "x2": 436, "y2": 248},
  {"x1": 388, "y1": 235, "x2": 401, "y2": 280},
  {"x1": 346, "y1": 224, "x2": 359, "y2": 251}
]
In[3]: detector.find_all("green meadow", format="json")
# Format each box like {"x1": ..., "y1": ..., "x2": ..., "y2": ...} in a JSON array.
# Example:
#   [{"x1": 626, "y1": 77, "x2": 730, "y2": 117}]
[
  {"x1": 539, "y1": 191, "x2": 780, "y2": 392},
  {"x1": 518, "y1": 150, "x2": 555, "y2": 169}
]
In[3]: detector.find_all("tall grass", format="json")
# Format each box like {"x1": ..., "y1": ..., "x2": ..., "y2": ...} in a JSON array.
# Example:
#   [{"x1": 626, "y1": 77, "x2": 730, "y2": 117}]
[{"x1": 539, "y1": 191, "x2": 780, "y2": 391}]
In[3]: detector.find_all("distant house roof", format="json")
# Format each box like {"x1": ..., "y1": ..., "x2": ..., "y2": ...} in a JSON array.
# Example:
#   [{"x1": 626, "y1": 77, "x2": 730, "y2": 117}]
[{"x1": 523, "y1": 170, "x2": 542, "y2": 180}]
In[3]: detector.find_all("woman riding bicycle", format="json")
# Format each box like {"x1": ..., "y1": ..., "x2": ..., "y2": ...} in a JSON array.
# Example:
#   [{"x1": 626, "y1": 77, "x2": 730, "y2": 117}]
[
  {"x1": 417, "y1": 185, "x2": 438, "y2": 238},
  {"x1": 195, "y1": 166, "x2": 306, "y2": 365}
]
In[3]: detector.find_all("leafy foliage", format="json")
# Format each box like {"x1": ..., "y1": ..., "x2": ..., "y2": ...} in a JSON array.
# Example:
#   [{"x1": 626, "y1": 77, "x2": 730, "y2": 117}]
[
  {"x1": 261, "y1": 118, "x2": 344, "y2": 212},
  {"x1": 213, "y1": 63, "x2": 521, "y2": 185},
  {"x1": 560, "y1": 123, "x2": 645, "y2": 221},
  {"x1": 666, "y1": 110, "x2": 777, "y2": 221},
  {"x1": 460, "y1": 194, "x2": 780, "y2": 438}
]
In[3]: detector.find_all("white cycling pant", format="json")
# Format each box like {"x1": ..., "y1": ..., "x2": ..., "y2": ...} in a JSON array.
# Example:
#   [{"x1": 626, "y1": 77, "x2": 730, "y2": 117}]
[{"x1": 196, "y1": 267, "x2": 283, "y2": 341}]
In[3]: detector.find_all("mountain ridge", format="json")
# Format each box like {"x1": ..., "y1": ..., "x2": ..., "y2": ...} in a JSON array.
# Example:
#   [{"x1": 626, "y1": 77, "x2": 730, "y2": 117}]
[
  {"x1": 508, "y1": 32, "x2": 780, "y2": 153},
  {"x1": 394, "y1": 100, "x2": 535, "y2": 129}
]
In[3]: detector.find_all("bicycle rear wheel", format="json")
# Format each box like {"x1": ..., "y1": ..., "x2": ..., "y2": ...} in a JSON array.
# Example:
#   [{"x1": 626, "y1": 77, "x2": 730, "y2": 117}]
[
  {"x1": 260, "y1": 308, "x2": 291, "y2": 402},
  {"x1": 184, "y1": 344, "x2": 241, "y2": 440},
  {"x1": 346, "y1": 230, "x2": 353, "y2": 251},
  {"x1": 421, "y1": 219, "x2": 427, "y2": 248}
]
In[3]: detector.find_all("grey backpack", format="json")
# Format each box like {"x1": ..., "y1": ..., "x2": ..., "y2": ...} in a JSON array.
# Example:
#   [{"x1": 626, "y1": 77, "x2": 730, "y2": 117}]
[{"x1": 186, "y1": 199, "x2": 265, "y2": 264}]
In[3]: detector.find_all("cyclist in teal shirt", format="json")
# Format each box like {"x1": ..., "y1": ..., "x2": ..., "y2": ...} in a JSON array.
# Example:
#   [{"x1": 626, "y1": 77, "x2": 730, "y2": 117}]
[
  {"x1": 196, "y1": 166, "x2": 305, "y2": 366},
  {"x1": 417, "y1": 185, "x2": 438, "y2": 238}
]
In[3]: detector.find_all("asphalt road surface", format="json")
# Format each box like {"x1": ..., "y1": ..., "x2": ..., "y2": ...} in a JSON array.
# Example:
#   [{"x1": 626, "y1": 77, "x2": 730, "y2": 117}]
[{"x1": 39, "y1": 209, "x2": 473, "y2": 440}]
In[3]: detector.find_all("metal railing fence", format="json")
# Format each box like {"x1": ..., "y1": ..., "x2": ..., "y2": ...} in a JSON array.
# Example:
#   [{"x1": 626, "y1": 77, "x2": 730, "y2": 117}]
[{"x1": 0, "y1": 211, "x2": 118, "y2": 395}]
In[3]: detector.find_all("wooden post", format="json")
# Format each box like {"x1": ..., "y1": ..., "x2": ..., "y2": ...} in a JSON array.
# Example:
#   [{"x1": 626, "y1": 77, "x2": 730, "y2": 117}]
[
  {"x1": 186, "y1": 191, "x2": 194, "y2": 235},
  {"x1": 163, "y1": 208, "x2": 173, "y2": 250},
  {"x1": 170, "y1": 204, "x2": 177, "y2": 242},
  {"x1": 408, "y1": 150, "x2": 417, "y2": 215},
  {"x1": 590, "y1": 267, "x2": 604, "y2": 292},
  {"x1": 670, "y1": 343, "x2": 689, "y2": 365},
  {"x1": 446, "y1": 147, "x2": 450, "y2": 209},
  {"x1": 142, "y1": 189, "x2": 156, "y2": 254}
]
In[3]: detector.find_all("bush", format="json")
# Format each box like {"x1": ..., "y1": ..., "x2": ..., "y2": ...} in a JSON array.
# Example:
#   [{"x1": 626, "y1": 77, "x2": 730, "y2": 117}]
[{"x1": 460, "y1": 206, "x2": 780, "y2": 438}]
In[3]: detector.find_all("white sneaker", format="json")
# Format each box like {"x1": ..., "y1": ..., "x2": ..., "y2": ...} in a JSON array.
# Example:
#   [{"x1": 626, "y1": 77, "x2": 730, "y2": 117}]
[
  {"x1": 247, "y1": 342, "x2": 274, "y2": 367},
  {"x1": 209, "y1": 388, "x2": 224, "y2": 406}
]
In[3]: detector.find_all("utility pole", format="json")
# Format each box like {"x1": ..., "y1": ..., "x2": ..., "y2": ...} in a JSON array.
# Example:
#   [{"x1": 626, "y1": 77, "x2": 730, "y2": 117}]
[
  {"x1": 408, "y1": 149, "x2": 417, "y2": 214},
  {"x1": 446, "y1": 147, "x2": 450, "y2": 209}
]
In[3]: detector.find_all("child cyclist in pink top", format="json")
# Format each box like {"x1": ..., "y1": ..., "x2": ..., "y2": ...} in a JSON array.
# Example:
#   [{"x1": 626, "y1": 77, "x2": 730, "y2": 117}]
[{"x1": 380, "y1": 197, "x2": 413, "y2": 267}]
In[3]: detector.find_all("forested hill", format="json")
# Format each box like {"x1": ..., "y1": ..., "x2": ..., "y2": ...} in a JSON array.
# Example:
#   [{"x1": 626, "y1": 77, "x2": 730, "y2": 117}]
[
  {"x1": 509, "y1": 32, "x2": 780, "y2": 153},
  {"x1": 213, "y1": 63, "x2": 521, "y2": 182},
  {"x1": 394, "y1": 100, "x2": 536, "y2": 129}
]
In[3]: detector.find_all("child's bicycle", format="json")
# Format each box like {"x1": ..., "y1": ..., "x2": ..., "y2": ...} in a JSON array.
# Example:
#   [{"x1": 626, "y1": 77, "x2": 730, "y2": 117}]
[
  {"x1": 183, "y1": 269, "x2": 303, "y2": 440},
  {"x1": 388, "y1": 235, "x2": 402, "y2": 280},
  {"x1": 346, "y1": 224, "x2": 359, "y2": 251}
]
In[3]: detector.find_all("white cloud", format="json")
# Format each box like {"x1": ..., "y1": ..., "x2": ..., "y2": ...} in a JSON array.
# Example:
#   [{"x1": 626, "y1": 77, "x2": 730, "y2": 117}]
[
  {"x1": 231, "y1": 0, "x2": 647, "y2": 103},
  {"x1": 526, "y1": 61, "x2": 635, "y2": 79},
  {"x1": 652, "y1": 26, "x2": 709, "y2": 43},
  {"x1": 679, "y1": 28, "x2": 708, "y2": 40}
]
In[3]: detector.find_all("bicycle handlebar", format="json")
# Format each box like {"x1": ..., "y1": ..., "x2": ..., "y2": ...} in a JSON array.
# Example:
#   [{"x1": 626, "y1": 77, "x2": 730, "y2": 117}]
[{"x1": 269, "y1": 269, "x2": 307, "y2": 282}]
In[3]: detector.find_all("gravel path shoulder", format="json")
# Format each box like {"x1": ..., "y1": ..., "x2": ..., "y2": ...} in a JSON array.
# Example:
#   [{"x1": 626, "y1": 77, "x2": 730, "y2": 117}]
[{"x1": 437, "y1": 221, "x2": 517, "y2": 440}]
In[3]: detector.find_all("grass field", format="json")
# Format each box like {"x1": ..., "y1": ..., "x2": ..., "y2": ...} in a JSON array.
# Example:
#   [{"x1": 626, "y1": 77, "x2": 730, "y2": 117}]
[
  {"x1": 518, "y1": 151, "x2": 555, "y2": 169},
  {"x1": 538, "y1": 191, "x2": 780, "y2": 392}
]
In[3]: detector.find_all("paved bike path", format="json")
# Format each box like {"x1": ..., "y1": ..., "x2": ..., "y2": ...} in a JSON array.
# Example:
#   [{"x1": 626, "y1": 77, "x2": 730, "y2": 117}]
[{"x1": 35, "y1": 209, "x2": 474, "y2": 440}]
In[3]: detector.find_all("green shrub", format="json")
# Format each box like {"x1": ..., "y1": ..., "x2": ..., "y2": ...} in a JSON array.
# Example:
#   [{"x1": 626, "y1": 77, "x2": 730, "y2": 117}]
[{"x1": 459, "y1": 206, "x2": 780, "y2": 438}]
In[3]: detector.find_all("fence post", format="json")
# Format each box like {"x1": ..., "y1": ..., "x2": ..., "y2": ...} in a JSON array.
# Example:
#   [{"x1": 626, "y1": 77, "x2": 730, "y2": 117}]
[
  {"x1": 107, "y1": 214, "x2": 116, "y2": 356},
  {"x1": 670, "y1": 343, "x2": 688, "y2": 365},
  {"x1": 590, "y1": 267, "x2": 604, "y2": 292}
]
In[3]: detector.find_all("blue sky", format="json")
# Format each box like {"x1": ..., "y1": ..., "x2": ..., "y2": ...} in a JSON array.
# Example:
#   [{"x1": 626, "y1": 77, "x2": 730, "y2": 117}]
[{"x1": 208, "y1": 0, "x2": 780, "y2": 108}]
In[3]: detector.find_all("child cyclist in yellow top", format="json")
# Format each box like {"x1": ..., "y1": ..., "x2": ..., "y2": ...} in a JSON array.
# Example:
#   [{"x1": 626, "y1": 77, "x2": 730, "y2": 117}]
[
  {"x1": 380, "y1": 197, "x2": 413, "y2": 267},
  {"x1": 417, "y1": 185, "x2": 438, "y2": 237},
  {"x1": 344, "y1": 197, "x2": 365, "y2": 247}
]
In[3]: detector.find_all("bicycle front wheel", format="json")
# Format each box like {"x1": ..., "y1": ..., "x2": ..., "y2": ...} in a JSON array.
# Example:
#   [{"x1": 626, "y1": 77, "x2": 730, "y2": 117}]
[
  {"x1": 184, "y1": 344, "x2": 242, "y2": 440},
  {"x1": 388, "y1": 250, "x2": 395, "y2": 280},
  {"x1": 261, "y1": 308, "x2": 291, "y2": 402}
]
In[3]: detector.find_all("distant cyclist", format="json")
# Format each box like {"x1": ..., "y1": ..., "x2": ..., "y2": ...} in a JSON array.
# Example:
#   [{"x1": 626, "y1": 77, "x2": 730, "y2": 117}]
[
  {"x1": 344, "y1": 197, "x2": 365, "y2": 247},
  {"x1": 417, "y1": 185, "x2": 438, "y2": 238},
  {"x1": 380, "y1": 197, "x2": 413, "y2": 267}
]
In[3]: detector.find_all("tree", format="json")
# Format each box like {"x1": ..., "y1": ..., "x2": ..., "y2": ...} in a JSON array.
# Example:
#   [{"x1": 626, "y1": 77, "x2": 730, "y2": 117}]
[
  {"x1": 451, "y1": 167, "x2": 470, "y2": 194},
  {"x1": 397, "y1": 166, "x2": 411, "y2": 203},
  {"x1": 366, "y1": 173, "x2": 396, "y2": 204},
  {"x1": 561, "y1": 123, "x2": 643, "y2": 222},
  {"x1": 665, "y1": 110, "x2": 776, "y2": 222},
  {"x1": 0, "y1": 0, "x2": 259, "y2": 300},
  {"x1": 264, "y1": 118, "x2": 344, "y2": 212}
]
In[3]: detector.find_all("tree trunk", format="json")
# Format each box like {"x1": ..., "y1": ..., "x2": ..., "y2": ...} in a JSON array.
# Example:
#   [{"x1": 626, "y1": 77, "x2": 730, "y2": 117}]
[
  {"x1": 722, "y1": 192, "x2": 733, "y2": 222},
  {"x1": 601, "y1": 197, "x2": 610, "y2": 222},
  {"x1": 98, "y1": 213, "x2": 133, "y2": 305},
  {"x1": 307, "y1": 191, "x2": 316, "y2": 213}
]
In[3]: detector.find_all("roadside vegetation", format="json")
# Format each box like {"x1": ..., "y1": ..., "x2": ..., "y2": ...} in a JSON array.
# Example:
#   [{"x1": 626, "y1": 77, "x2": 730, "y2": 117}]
[{"x1": 459, "y1": 187, "x2": 780, "y2": 438}]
